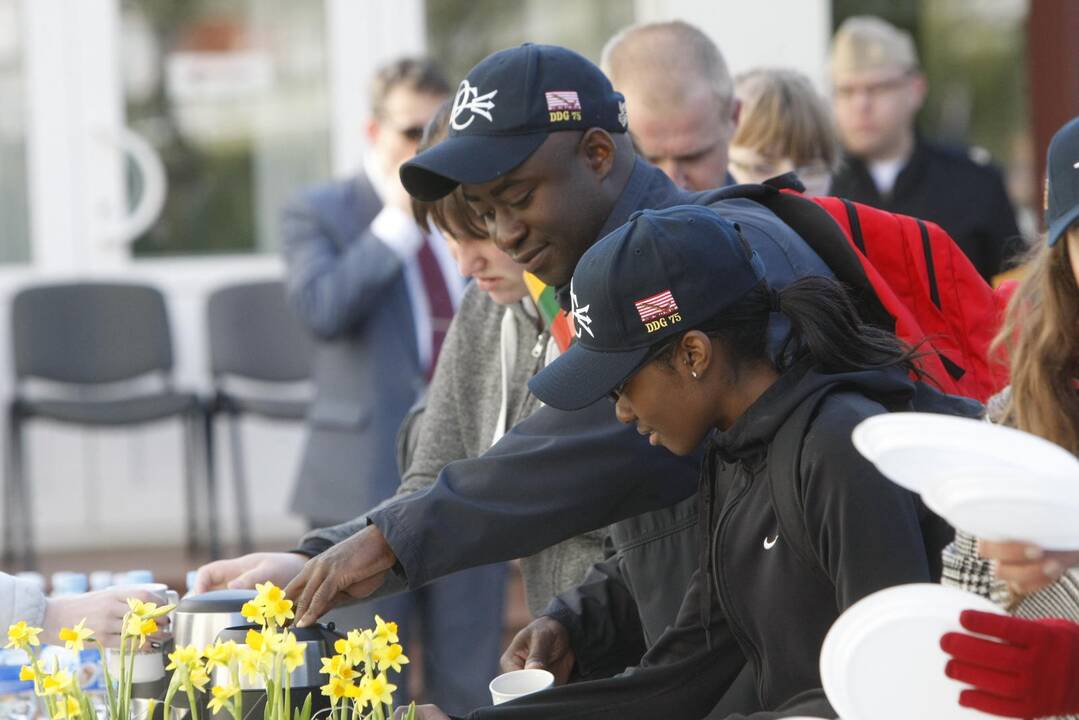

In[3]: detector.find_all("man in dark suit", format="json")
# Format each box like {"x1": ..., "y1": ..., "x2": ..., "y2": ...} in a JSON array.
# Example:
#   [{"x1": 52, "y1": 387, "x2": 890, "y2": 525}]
[
  {"x1": 281, "y1": 58, "x2": 498, "y2": 711},
  {"x1": 282, "y1": 58, "x2": 457, "y2": 528},
  {"x1": 828, "y1": 15, "x2": 1024, "y2": 281}
]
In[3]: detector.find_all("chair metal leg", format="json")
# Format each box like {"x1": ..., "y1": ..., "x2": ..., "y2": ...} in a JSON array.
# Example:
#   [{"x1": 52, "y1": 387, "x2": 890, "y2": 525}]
[
  {"x1": 226, "y1": 412, "x2": 254, "y2": 555},
  {"x1": 5, "y1": 408, "x2": 34, "y2": 570},
  {"x1": 182, "y1": 412, "x2": 201, "y2": 557},
  {"x1": 2, "y1": 406, "x2": 19, "y2": 568},
  {"x1": 202, "y1": 407, "x2": 221, "y2": 560}
]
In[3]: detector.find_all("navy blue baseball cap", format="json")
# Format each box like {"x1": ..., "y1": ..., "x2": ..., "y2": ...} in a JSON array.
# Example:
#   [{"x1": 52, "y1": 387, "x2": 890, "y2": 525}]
[
  {"x1": 1048, "y1": 115, "x2": 1079, "y2": 246},
  {"x1": 528, "y1": 205, "x2": 766, "y2": 411},
  {"x1": 399, "y1": 43, "x2": 628, "y2": 202}
]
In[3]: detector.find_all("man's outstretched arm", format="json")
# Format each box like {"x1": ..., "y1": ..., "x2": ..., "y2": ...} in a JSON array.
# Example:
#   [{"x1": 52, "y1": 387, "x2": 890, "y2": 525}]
[{"x1": 289, "y1": 399, "x2": 698, "y2": 624}]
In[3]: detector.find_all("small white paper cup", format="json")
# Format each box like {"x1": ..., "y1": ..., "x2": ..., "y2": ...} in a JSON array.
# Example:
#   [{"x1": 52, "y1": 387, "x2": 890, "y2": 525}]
[{"x1": 489, "y1": 669, "x2": 554, "y2": 705}]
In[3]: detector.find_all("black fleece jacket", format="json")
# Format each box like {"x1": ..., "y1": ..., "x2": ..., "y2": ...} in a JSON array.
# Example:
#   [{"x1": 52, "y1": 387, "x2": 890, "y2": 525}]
[{"x1": 466, "y1": 361, "x2": 969, "y2": 719}]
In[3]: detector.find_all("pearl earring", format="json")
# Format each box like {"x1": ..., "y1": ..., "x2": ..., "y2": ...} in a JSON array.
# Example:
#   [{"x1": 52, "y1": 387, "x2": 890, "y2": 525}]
[{"x1": 691, "y1": 371, "x2": 699, "y2": 379}]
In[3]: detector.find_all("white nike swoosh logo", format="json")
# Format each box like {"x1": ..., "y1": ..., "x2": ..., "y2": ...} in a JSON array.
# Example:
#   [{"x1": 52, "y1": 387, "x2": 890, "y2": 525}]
[{"x1": 763, "y1": 534, "x2": 779, "y2": 550}]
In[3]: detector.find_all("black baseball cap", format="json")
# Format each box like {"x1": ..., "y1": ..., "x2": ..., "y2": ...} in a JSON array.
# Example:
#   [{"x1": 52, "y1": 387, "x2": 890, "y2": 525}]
[
  {"x1": 528, "y1": 205, "x2": 766, "y2": 411},
  {"x1": 1048, "y1": 115, "x2": 1079, "y2": 247},
  {"x1": 399, "y1": 43, "x2": 628, "y2": 202}
]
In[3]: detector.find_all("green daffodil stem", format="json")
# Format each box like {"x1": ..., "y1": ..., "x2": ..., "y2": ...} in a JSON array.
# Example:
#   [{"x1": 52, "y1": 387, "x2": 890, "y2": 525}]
[
  {"x1": 186, "y1": 682, "x2": 200, "y2": 720},
  {"x1": 93, "y1": 639, "x2": 117, "y2": 718}
]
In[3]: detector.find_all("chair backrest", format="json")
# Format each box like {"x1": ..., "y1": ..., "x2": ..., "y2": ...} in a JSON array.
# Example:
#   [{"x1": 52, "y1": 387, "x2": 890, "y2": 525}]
[
  {"x1": 207, "y1": 280, "x2": 313, "y2": 383},
  {"x1": 12, "y1": 282, "x2": 174, "y2": 384}
]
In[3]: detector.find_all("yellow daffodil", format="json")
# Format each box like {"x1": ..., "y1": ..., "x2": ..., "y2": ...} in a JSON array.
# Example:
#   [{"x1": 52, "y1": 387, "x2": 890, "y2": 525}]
[
  {"x1": 364, "y1": 672, "x2": 396, "y2": 707},
  {"x1": 280, "y1": 632, "x2": 306, "y2": 673},
  {"x1": 52, "y1": 695, "x2": 81, "y2": 719},
  {"x1": 240, "y1": 600, "x2": 265, "y2": 625},
  {"x1": 345, "y1": 681, "x2": 369, "y2": 708},
  {"x1": 237, "y1": 645, "x2": 268, "y2": 682},
  {"x1": 166, "y1": 645, "x2": 202, "y2": 672},
  {"x1": 202, "y1": 639, "x2": 236, "y2": 671},
  {"x1": 264, "y1": 596, "x2": 295, "y2": 627},
  {"x1": 320, "y1": 676, "x2": 352, "y2": 705},
  {"x1": 208, "y1": 684, "x2": 239, "y2": 713},
  {"x1": 58, "y1": 619, "x2": 94, "y2": 653},
  {"x1": 373, "y1": 615, "x2": 399, "y2": 646},
  {"x1": 338, "y1": 629, "x2": 374, "y2": 666},
  {"x1": 126, "y1": 598, "x2": 157, "y2": 617},
  {"x1": 319, "y1": 655, "x2": 356, "y2": 682},
  {"x1": 376, "y1": 643, "x2": 409, "y2": 674},
  {"x1": 5, "y1": 621, "x2": 42, "y2": 651},
  {"x1": 124, "y1": 616, "x2": 158, "y2": 647},
  {"x1": 244, "y1": 627, "x2": 271, "y2": 654},
  {"x1": 188, "y1": 666, "x2": 210, "y2": 693},
  {"x1": 18, "y1": 665, "x2": 35, "y2": 682},
  {"x1": 41, "y1": 669, "x2": 74, "y2": 696}
]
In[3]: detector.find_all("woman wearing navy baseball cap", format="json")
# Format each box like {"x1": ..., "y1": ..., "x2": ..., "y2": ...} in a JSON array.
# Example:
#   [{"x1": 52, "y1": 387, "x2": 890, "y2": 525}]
[{"x1": 523, "y1": 204, "x2": 949, "y2": 718}]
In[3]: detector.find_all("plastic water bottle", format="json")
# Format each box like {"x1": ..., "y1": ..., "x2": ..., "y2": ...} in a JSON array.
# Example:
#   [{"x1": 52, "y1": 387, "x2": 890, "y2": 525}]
[
  {"x1": 0, "y1": 641, "x2": 36, "y2": 719},
  {"x1": 89, "y1": 571, "x2": 114, "y2": 591}
]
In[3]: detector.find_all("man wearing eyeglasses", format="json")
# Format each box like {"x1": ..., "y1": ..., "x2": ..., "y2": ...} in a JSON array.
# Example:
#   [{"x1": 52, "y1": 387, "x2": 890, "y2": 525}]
[
  {"x1": 828, "y1": 15, "x2": 1022, "y2": 281},
  {"x1": 280, "y1": 57, "x2": 479, "y2": 709}
]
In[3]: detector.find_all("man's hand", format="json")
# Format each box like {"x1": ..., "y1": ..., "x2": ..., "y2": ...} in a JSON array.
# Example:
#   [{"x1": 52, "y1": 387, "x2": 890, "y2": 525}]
[
  {"x1": 500, "y1": 615, "x2": 575, "y2": 686},
  {"x1": 977, "y1": 540, "x2": 1079, "y2": 595},
  {"x1": 393, "y1": 705, "x2": 450, "y2": 720},
  {"x1": 286, "y1": 524, "x2": 398, "y2": 626},
  {"x1": 941, "y1": 609, "x2": 1079, "y2": 718},
  {"x1": 193, "y1": 552, "x2": 309, "y2": 594}
]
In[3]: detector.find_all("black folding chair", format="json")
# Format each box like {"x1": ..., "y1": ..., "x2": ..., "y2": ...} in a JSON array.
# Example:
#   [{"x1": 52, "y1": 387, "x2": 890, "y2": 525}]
[
  {"x1": 207, "y1": 280, "x2": 313, "y2": 554},
  {"x1": 2, "y1": 282, "x2": 217, "y2": 570}
]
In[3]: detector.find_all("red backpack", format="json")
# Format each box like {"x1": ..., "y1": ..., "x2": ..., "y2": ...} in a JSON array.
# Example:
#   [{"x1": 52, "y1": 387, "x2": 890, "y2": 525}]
[{"x1": 707, "y1": 179, "x2": 1011, "y2": 402}]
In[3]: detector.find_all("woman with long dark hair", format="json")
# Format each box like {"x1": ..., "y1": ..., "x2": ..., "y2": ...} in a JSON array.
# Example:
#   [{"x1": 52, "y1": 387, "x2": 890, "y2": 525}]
[{"x1": 474, "y1": 203, "x2": 953, "y2": 719}]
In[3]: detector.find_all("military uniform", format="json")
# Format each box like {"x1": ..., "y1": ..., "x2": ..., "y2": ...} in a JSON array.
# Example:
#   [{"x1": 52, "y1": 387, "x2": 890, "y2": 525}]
[{"x1": 830, "y1": 138, "x2": 1024, "y2": 280}]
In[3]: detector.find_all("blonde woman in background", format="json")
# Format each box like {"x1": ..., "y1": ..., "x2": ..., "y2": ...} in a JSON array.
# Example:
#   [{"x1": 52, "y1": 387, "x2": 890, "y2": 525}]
[{"x1": 727, "y1": 68, "x2": 838, "y2": 196}]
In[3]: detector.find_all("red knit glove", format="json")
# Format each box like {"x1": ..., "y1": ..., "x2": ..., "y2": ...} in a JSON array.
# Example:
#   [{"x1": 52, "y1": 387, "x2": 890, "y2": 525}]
[{"x1": 940, "y1": 609, "x2": 1079, "y2": 718}]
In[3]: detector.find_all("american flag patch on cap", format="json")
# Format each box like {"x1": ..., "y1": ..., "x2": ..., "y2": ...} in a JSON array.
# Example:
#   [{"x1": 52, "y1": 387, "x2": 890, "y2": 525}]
[
  {"x1": 545, "y1": 90, "x2": 581, "y2": 112},
  {"x1": 634, "y1": 290, "x2": 679, "y2": 323}
]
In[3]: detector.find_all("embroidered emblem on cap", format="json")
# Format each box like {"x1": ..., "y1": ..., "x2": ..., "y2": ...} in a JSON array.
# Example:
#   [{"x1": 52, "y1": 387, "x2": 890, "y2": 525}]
[
  {"x1": 635, "y1": 290, "x2": 681, "y2": 334},
  {"x1": 618, "y1": 100, "x2": 629, "y2": 129},
  {"x1": 450, "y1": 80, "x2": 498, "y2": 130},
  {"x1": 546, "y1": 90, "x2": 582, "y2": 123},
  {"x1": 570, "y1": 280, "x2": 594, "y2": 339}
]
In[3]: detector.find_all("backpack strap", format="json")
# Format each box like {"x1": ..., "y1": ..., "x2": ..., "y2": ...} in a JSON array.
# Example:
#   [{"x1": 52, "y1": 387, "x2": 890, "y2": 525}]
[{"x1": 764, "y1": 388, "x2": 833, "y2": 580}]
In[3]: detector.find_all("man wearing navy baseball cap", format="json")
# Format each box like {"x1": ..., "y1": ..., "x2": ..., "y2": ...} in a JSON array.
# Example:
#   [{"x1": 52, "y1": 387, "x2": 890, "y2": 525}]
[{"x1": 284, "y1": 42, "x2": 835, "y2": 714}]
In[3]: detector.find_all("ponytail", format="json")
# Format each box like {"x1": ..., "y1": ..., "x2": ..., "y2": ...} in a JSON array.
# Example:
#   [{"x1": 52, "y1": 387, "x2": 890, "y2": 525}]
[{"x1": 773, "y1": 277, "x2": 921, "y2": 376}]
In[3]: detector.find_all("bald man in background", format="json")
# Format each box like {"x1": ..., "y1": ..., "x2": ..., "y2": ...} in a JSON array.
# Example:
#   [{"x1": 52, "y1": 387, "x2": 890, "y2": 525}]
[{"x1": 601, "y1": 20, "x2": 738, "y2": 191}]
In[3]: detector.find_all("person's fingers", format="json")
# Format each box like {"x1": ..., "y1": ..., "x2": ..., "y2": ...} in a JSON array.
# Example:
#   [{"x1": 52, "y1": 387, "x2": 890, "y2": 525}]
[
  {"x1": 340, "y1": 573, "x2": 387, "y2": 602},
  {"x1": 228, "y1": 564, "x2": 271, "y2": 590},
  {"x1": 299, "y1": 570, "x2": 343, "y2": 627},
  {"x1": 958, "y1": 610, "x2": 1034, "y2": 644},
  {"x1": 977, "y1": 540, "x2": 1044, "y2": 564},
  {"x1": 945, "y1": 659, "x2": 1025, "y2": 699},
  {"x1": 195, "y1": 560, "x2": 235, "y2": 593},
  {"x1": 283, "y1": 562, "x2": 312, "y2": 605},
  {"x1": 500, "y1": 628, "x2": 531, "y2": 672},
  {"x1": 524, "y1": 626, "x2": 553, "y2": 669},
  {"x1": 958, "y1": 688, "x2": 1028, "y2": 718},
  {"x1": 940, "y1": 630, "x2": 1024, "y2": 669},
  {"x1": 291, "y1": 563, "x2": 324, "y2": 626},
  {"x1": 994, "y1": 560, "x2": 1063, "y2": 595},
  {"x1": 295, "y1": 563, "x2": 330, "y2": 627}
]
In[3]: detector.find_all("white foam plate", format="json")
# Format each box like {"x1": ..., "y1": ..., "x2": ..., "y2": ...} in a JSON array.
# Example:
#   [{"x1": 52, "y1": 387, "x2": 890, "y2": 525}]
[
  {"x1": 820, "y1": 584, "x2": 1004, "y2": 720},
  {"x1": 921, "y1": 474, "x2": 1079, "y2": 549},
  {"x1": 851, "y1": 413, "x2": 1079, "y2": 495}
]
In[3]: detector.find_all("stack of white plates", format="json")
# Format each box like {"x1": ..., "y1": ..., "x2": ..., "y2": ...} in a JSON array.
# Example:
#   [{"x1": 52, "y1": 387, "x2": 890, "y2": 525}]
[
  {"x1": 852, "y1": 412, "x2": 1079, "y2": 548},
  {"x1": 820, "y1": 583, "x2": 1004, "y2": 720}
]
